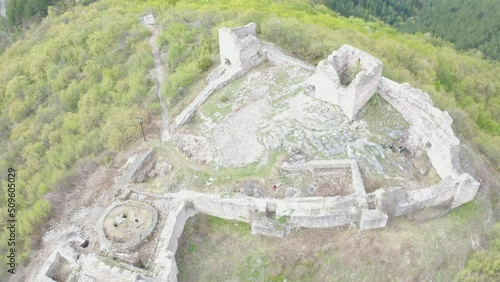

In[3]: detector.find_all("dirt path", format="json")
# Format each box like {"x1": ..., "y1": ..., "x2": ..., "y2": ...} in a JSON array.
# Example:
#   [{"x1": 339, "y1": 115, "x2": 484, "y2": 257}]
[{"x1": 147, "y1": 24, "x2": 170, "y2": 142}]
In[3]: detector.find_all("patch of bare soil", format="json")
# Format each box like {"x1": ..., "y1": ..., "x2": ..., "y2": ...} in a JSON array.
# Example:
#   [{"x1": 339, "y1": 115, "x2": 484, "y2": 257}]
[{"x1": 314, "y1": 173, "x2": 353, "y2": 197}]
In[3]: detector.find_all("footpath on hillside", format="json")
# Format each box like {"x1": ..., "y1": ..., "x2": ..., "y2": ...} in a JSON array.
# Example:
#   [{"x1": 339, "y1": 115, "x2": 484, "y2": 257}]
[{"x1": 143, "y1": 14, "x2": 170, "y2": 142}]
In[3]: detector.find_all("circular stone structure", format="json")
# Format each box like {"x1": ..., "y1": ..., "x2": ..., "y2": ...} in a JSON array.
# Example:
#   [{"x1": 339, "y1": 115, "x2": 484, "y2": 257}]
[{"x1": 97, "y1": 200, "x2": 158, "y2": 250}]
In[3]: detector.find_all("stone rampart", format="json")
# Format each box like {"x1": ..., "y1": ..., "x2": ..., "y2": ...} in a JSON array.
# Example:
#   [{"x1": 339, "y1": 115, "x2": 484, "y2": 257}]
[
  {"x1": 275, "y1": 194, "x2": 368, "y2": 228},
  {"x1": 377, "y1": 77, "x2": 460, "y2": 178},
  {"x1": 261, "y1": 42, "x2": 316, "y2": 71},
  {"x1": 377, "y1": 77, "x2": 480, "y2": 211},
  {"x1": 180, "y1": 190, "x2": 258, "y2": 223},
  {"x1": 251, "y1": 213, "x2": 287, "y2": 238},
  {"x1": 153, "y1": 200, "x2": 196, "y2": 282},
  {"x1": 172, "y1": 57, "x2": 264, "y2": 129}
]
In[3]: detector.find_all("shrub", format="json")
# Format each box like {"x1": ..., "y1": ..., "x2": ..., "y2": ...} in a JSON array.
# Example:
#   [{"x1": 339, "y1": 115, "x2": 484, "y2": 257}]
[{"x1": 104, "y1": 107, "x2": 147, "y2": 151}]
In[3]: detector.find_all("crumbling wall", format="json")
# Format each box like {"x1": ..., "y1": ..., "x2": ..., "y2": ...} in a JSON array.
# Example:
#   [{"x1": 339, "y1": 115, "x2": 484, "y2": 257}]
[
  {"x1": 114, "y1": 149, "x2": 154, "y2": 183},
  {"x1": 251, "y1": 213, "x2": 287, "y2": 238},
  {"x1": 275, "y1": 194, "x2": 368, "y2": 228},
  {"x1": 153, "y1": 200, "x2": 196, "y2": 282},
  {"x1": 172, "y1": 55, "x2": 265, "y2": 129},
  {"x1": 360, "y1": 210, "x2": 389, "y2": 230},
  {"x1": 377, "y1": 77, "x2": 480, "y2": 210},
  {"x1": 378, "y1": 77, "x2": 460, "y2": 178},
  {"x1": 37, "y1": 247, "x2": 79, "y2": 282},
  {"x1": 261, "y1": 42, "x2": 316, "y2": 71},
  {"x1": 190, "y1": 193, "x2": 254, "y2": 223},
  {"x1": 218, "y1": 23, "x2": 262, "y2": 71},
  {"x1": 305, "y1": 45, "x2": 383, "y2": 120},
  {"x1": 383, "y1": 177, "x2": 457, "y2": 217},
  {"x1": 382, "y1": 173, "x2": 480, "y2": 217}
]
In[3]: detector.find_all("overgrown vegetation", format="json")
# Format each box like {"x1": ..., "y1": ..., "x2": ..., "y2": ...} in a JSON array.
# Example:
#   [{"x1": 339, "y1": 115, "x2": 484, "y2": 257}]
[
  {"x1": 0, "y1": 0, "x2": 498, "y2": 278},
  {"x1": 456, "y1": 223, "x2": 500, "y2": 281},
  {"x1": 6, "y1": 0, "x2": 59, "y2": 26},
  {"x1": 324, "y1": 0, "x2": 424, "y2": 25},
  {"x1": 0, "y1": 0, "x2": 98, "y2": 52},
  {"x1": 0, "y1": 0, "x2": 159, "y2": 273}
]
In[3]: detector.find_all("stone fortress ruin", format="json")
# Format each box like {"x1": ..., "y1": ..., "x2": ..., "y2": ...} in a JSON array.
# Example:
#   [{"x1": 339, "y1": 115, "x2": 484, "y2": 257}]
[{"x1": 34, "y1": 22, "x2": 480, "y2": 282}]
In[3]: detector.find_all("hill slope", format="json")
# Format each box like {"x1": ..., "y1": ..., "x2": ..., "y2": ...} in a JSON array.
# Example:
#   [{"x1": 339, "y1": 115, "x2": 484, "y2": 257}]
[{"x1": 0, "y1": 0, "x2": 499, "y2": 280}]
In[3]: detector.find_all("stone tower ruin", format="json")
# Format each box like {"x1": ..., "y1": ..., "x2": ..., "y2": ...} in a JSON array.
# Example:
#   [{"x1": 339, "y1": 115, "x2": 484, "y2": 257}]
[
  {"x1": 218, "y1": 22, "x2": 263, "y2": 71},
  {"x1": 305, "y1": 45, "x2": 383, "y2": 120}
]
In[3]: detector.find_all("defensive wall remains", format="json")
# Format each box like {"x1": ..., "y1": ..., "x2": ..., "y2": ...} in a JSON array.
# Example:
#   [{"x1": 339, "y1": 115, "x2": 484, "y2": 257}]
[{"x1": 36, "y1": 22, "x2": 481, "y2": 282}]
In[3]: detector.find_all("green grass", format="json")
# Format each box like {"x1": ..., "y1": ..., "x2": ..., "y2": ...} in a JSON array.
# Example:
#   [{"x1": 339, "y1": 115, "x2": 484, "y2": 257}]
[
  {"x1": 277, "y1": 215, "x2": 290, "y2": 224},
  {"x1": 208, "y1": 216, "x2": 251, "y2": 234},
  {"x1": 198, "y1": 75, "x2": 245, "y2": 119}
]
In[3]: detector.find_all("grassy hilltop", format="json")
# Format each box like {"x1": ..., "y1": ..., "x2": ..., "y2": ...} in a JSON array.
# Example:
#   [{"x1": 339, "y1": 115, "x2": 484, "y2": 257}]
[{"x1": 0, "y1": 0, "x2": 498, "y2": 280}]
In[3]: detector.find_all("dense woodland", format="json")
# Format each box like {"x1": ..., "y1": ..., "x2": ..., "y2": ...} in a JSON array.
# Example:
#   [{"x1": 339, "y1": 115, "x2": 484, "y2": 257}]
[
  {"x1": 0, "y1": 0, "x2": 98, "y2": 52},
  {"x1": 402, "y1": 0, "x2": 500, "y2": 61},
  {"x1": 323, "y1": 0, "x2": 500, "y2": 61},
  {"x1": 324, "y1": 0, "x2": 424, "y2": 25},
  {"x1": 0, "y1": 0, "x2": 499, "y2": 279},
  {"x1": 6, "y1": 0, "x2": 57, "y2": 26}
]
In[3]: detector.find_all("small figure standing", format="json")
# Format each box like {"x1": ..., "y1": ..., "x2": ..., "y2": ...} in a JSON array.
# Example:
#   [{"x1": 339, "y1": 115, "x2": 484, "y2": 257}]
[{"x1": 273, "y1": 184, "x2": 277, "y2": 191}]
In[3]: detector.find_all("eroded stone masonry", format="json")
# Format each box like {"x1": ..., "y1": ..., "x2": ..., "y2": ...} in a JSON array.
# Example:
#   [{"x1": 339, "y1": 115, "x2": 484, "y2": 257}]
[{"x1": 35, "y1": 22, "x2": 479, "y2": 282}]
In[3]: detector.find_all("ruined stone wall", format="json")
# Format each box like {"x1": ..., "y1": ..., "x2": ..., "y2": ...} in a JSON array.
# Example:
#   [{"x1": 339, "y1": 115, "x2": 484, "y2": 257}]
[
  {"x1": 153, "y1": 200, "x2": 196, "y2": 282},
  {"x1": 383, "y1": 177, "x2": 457, "y2": 217},
  {"x1": 251, "y1": 213, "x2": 287, "y2": 238},
  {"x1": 180, "y1": 190, "x2": 259, "y2": 223},
  {"x1": 275, "y1": 194, "x2": 367, "y2": 228},
  {"x1": 261, "y1": 42, "x2": 316, "y2": 71},
  {"x1": 378, "y1": 78, "x2": 460, "y2": 178},
  {"x1": 382, "y1": 173, "x2": 480, "y2": 216},
  {"x1": 218, "y1": 22, "x2": 262, "y2": 70},
  {"x1": 305, "y1": 45, "x2": 382, "y2": 120},
  {"x1": 114, "y1": 149, "x2": 154, "y2": 183},
  {"x1": 172, "y1": 54, "x2": 265, "y2": 129},
  {"x1": 377, "y1": 77, "x2": 480, "y2": 211}
]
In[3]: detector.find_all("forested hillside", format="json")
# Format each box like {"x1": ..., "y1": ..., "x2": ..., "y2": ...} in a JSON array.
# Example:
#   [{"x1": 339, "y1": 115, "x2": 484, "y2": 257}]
[
  {"x1": 0, "y1": 0, "x2": 98, "y2": 53},
  {"x1": 4, "y1": 0, "x2": 98, "y2": 26},
  {"x1": 0, "y1": 0, "x2": 156, "y2": 272},
  {"x1": 402, "y1": 0, "x2": 500, "y2": 61},
  {"x1": 0, "y1": 0, "x2": 498, "y2": 279},
  {"x1": 6, "y1": 0, "x2": 57, "y2": 26},
  {"x1": 323, "y1": 0, "x2": 500, "y2": 61},
  {"x1": 324, "y1": 0, "x2": 424, "y2": 25}
]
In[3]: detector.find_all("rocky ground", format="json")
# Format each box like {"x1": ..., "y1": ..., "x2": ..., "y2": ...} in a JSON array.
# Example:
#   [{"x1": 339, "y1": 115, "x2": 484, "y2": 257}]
[{"x1": 173, "y1": 59, "x2": 439, "y2": 194}]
